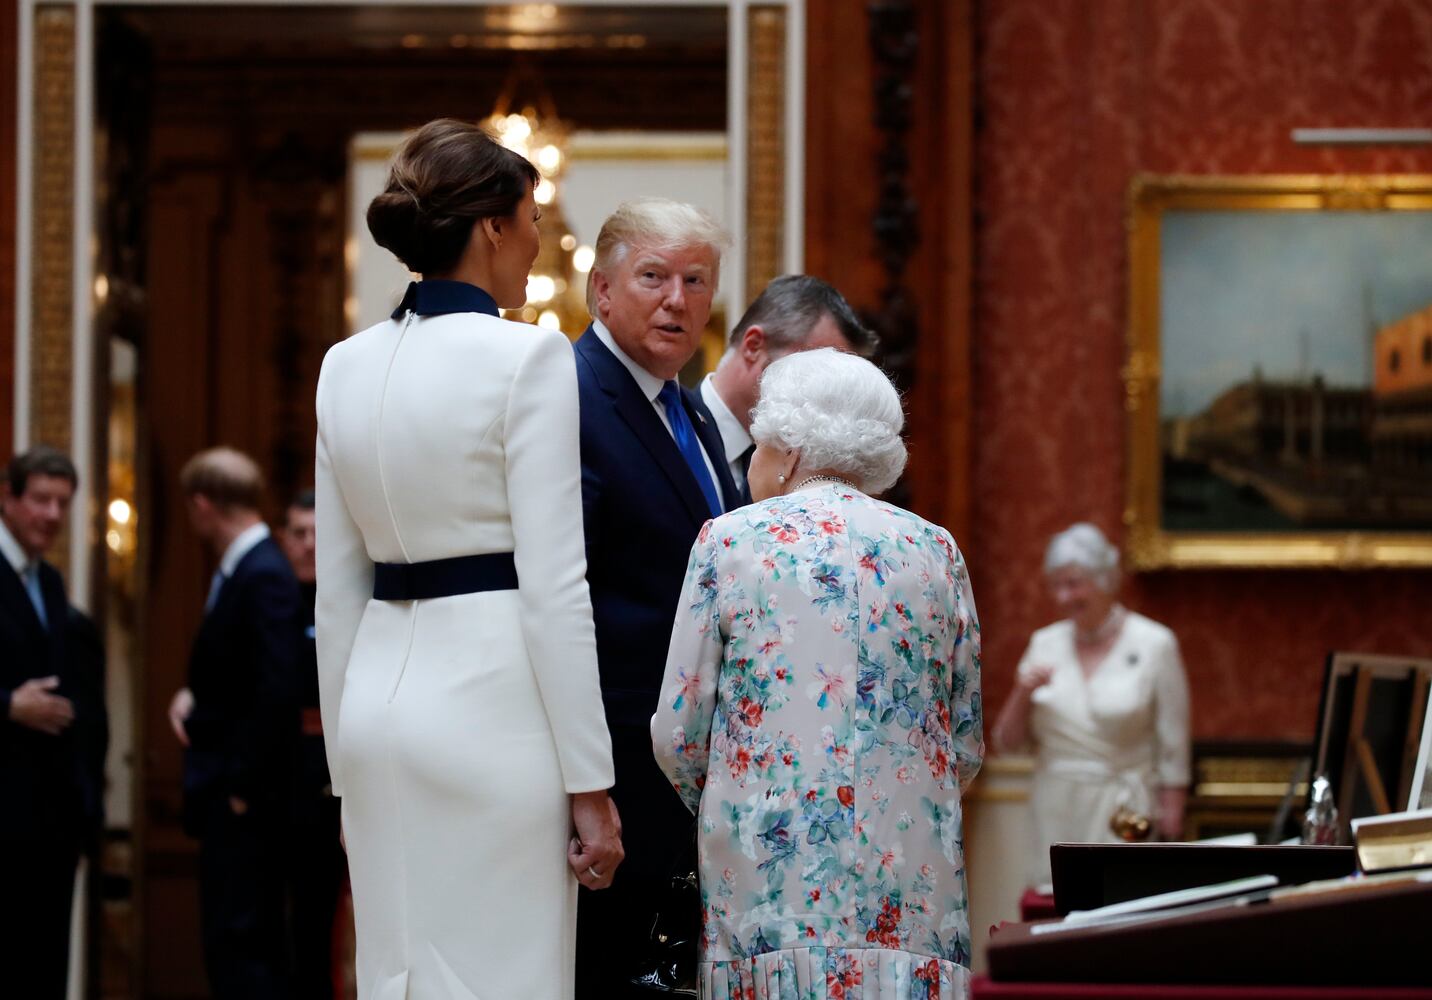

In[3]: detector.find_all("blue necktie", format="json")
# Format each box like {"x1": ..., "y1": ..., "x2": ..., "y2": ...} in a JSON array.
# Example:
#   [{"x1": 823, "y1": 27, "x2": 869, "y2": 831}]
[
  {"x1": 657, "y1": 381, "x2": 723, "y2": 517},
  {"x1": 23, "y1": 564, "x2": 47, "y2": 630},
  {"x1": 204, "y1": 569, "x2": 226, "y2": 614}
]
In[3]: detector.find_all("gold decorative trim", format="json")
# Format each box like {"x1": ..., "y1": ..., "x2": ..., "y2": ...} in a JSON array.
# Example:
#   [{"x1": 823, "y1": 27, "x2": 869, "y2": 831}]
[
  {"x1": 964, "y1": 787, "x2": 1030, "y2": 804},
  {"x1": 351, "y1": 136, "x2": 729, "y2": 165},
  {"x1": 1194, "y1": 782, "x2": 1308, "y2": 798},
  {"x1": 351, "y1": 144, "x2": 397, "y2": 163},
  {"x1": 744, "y1": 6, "x2": 786, "y2": 298},
  {"x1": 1125, "y1": 174, "x2": 1432, "y2": 569},
  {"x1": 31, "y1": 6, "x2": 76, "y2": 460},
  {"x1": 981, "y1": 755, "x2": 1035, "y2": 775},
  {"x1": 566, "y1": 141, "x2": 728, "y2": 162}
]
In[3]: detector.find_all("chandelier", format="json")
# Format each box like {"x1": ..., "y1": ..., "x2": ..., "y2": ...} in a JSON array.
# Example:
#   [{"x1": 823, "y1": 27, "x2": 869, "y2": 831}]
[{"x1": 484, "y1": 96, "x2": 592, "y2": 337}]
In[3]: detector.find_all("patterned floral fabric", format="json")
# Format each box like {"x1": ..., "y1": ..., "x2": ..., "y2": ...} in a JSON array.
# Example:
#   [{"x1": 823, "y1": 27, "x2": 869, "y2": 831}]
[{"x1": 652, "y1": 485, "x2": 984, "y2": 1000}]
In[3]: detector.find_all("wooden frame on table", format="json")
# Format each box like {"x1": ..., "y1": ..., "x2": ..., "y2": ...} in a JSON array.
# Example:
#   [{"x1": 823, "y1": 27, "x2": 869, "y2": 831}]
[
  {"x1": 1410, "y1": 684, "x2": 1432, "y2": 811},
  {"x1": 1124, "y1": 174, "x2": 1432, "y2": 569},
  {"x1": 1311, "y1": 652, "x2": 1432, "y2": 839}
]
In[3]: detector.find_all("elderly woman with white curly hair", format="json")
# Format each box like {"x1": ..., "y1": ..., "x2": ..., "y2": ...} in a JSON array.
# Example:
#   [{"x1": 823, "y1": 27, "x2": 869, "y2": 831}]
[
  {"x1": 652, "y1": 348, "x2": 984, "y2": 999},
  {"x1": 992, "y1": 523, "x2": 1190, "y2": 889}
]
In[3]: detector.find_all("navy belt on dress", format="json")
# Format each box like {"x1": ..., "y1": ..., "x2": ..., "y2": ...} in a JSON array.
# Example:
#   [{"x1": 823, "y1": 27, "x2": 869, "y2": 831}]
[{"x1": 372, "y1": 552, "x2": 518, "y2": 601}]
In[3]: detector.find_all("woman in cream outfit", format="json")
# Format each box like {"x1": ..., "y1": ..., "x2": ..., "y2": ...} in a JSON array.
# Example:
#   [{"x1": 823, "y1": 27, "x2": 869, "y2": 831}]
[
  {"x1": 316, "y1": 120, "x2": 621, "y2": 1000},
  {"x1": 992, "y1": 523, "x2": 1189, "y2": 888}
]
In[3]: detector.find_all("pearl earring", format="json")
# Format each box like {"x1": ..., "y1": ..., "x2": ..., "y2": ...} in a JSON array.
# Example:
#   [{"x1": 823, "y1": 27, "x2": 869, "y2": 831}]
[{"x1": 777, "y1": 474, "x2": 786, "y2": 484}]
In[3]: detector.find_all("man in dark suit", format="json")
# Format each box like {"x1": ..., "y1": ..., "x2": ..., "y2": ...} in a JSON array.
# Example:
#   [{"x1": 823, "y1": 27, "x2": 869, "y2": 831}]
[
  {"x1": 573, "y1": 199, "x2": 741, "y2": 997},
  {"x1": 699, "y1": 275, "x2": 878, "y2": 503},
  {"x1": 0, "y1": 446, "x2": 104, "y2": 999},
  {"x1": 166, "y1": 447, "x2": 300, "y2": 999},
  {"x1": 278, "y1": 488, "x2": 345, "y2": 999}
]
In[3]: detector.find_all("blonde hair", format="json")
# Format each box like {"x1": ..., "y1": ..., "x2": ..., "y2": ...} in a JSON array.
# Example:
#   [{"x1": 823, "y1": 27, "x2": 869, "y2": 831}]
[{"x1": 585, "y1": 198, "x2": 730, "y2": 313}]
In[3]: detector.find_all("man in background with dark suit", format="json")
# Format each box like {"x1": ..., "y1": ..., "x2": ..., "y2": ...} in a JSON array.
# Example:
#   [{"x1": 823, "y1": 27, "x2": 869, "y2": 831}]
[
  {"x1": 573, "y1": 199, "x2": 740, "y2": 997},
  {"x1": 279, "y1": 488, "x2": 345, "y2": 999},
  {"x1": 166, "y1": 447, "x2": 300, "y2": 999},
  {"x1": 699, "y1": 275, "x2": 877, "y2": 503},
  {"x1": 0, "y1": 446, "x2": 105, "y2": 999}
]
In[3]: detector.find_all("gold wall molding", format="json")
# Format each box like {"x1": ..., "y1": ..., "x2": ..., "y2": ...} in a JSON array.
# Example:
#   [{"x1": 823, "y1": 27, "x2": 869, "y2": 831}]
[
  {"x1": 29, "y1": 6, "x2": 77, "y2": 567},
  {"x1": 745, "y1": 6, "x2": 786, "y2": 300},
  {"x1": 965, "y1": 753, "x2": 1033, "y2": 804}
]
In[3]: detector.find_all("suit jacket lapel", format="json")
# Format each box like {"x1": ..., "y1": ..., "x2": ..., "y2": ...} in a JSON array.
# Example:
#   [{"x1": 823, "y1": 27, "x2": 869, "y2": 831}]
[
  {"x1": 577, "y1": 329, "x2": 719, "y2": 526},
  {"x1": 204, "y1": 537, "x2": 266, "y2": 623},
  {"x1": 37, "y1": 563, "x2": 67, "y2": 671}
]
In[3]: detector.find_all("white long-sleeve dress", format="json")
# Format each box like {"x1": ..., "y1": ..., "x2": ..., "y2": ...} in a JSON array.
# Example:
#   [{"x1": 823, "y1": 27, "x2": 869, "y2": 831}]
[
  {"x1": 1016, "y1": 612, "x2": 1190, "y2": 887},
  {"x1": 315, "y1": 301, "x2": 614, "y2": 1000}
]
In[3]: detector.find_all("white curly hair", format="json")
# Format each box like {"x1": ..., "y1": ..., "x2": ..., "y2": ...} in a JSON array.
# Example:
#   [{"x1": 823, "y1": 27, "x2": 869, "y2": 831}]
[
  {"x1": 749, "y1": 348, "x2": 907, "y2": 494},
  {"x1": 1043, "y1": 522, "x2": 1121, "y2": 593}
]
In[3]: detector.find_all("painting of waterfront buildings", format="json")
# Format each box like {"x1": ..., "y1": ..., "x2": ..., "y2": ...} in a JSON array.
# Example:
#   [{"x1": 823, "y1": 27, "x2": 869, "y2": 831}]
[{"x1": 1159, "y1": 211, "x2": 1432, "y2": 532}]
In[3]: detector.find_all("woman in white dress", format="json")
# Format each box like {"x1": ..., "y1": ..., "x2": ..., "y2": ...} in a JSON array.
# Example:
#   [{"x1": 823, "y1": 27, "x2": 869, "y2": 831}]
[
  {"x1": 991, "y1": 523, "x2": 1189, "y2": 888},
  {"x1": 315, "y1": 119, "x2": 621, "y2": 1000}
]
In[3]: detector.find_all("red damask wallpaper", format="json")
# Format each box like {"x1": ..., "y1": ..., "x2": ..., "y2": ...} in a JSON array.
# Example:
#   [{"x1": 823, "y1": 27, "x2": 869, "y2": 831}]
[{"x1": 974, "y1": 0, "x2": 1432, "y2": 741}]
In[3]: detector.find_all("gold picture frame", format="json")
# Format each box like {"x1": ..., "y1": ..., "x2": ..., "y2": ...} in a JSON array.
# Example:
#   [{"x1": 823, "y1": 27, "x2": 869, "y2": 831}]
[{"x1": 1125, "y1": 174, "x2": 1432, "y2": 569}]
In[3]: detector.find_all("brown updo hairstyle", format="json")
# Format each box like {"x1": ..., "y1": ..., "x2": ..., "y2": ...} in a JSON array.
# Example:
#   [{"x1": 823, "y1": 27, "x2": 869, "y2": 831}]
[{"x1": 366, "y1": 118, "x2": 540, "y2": 276}]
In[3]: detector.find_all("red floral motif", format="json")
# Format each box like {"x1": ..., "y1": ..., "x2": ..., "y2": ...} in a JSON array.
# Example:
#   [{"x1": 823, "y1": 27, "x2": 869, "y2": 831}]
[
  {"x1": 768, "y1": 523, "x2": 799, "y2": 544},
  {"x1": 728, "y1": 745, "x2": 752, "y2": 780},
  {"x1": 826, "y1": 958, "x2": 863, "y2": 999},
  {"x1": 864, "y1": 896, "x2": 903, "y2": 949},
  {"x1": 736, "y1": 696, "x2": 763, "y2": 727},
  {"x1": 837, "y1": 785, "x2": 855, "y2": 808},
  {"x1": 914, "y1": 958, "x2": 943, "y2": 997},
  {"x1": 928, "y1": 747, "x2": 950, "y2": 782}
]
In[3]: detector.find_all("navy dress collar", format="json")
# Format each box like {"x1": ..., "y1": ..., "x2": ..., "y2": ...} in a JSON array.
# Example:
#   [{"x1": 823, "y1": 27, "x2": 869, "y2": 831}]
[{"x1": 391, "y1": 280, "x2": 501, "y2": 319}]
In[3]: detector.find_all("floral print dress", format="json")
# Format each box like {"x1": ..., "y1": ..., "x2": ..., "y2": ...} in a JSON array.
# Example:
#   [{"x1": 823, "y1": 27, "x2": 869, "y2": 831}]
[{"x1": 652, "y1": 484, "x2": 984, "y2": 1000}]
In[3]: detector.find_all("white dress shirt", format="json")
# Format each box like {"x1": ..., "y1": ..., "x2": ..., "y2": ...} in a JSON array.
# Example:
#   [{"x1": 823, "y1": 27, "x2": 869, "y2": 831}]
[
  {"x1": 0, "y1": 517, "x2": 47, "y2": 627},
  {"x1": 592, "y1": 319, "x2": 724, "y2": 500},
  {"x1": 0, "y1": 517, "x2": 28, "y2": 576},
  {"x1": 699, "y1": 373, "x2": 753, "y2": 493}
]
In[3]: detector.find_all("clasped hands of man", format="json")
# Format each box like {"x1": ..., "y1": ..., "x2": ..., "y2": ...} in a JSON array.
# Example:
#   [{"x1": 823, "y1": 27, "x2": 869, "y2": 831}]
[{"x1": 9, "y1": 675, "x2": 75, "y2": 734}]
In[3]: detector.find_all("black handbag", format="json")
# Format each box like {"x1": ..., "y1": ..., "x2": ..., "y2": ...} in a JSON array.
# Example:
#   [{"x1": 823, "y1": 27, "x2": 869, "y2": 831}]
[{"x1": 628, "y1": 828, "x2": 700, "y2": 996}]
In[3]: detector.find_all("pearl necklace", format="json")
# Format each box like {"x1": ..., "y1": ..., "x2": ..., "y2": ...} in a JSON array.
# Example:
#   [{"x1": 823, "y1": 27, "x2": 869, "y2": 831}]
[
  {"x1": 790, "y1": 474, "x2": 858, "y2": 493},
  {"x1": 1075, "y1": 603, "x2": 1126, "y2": 645}
]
